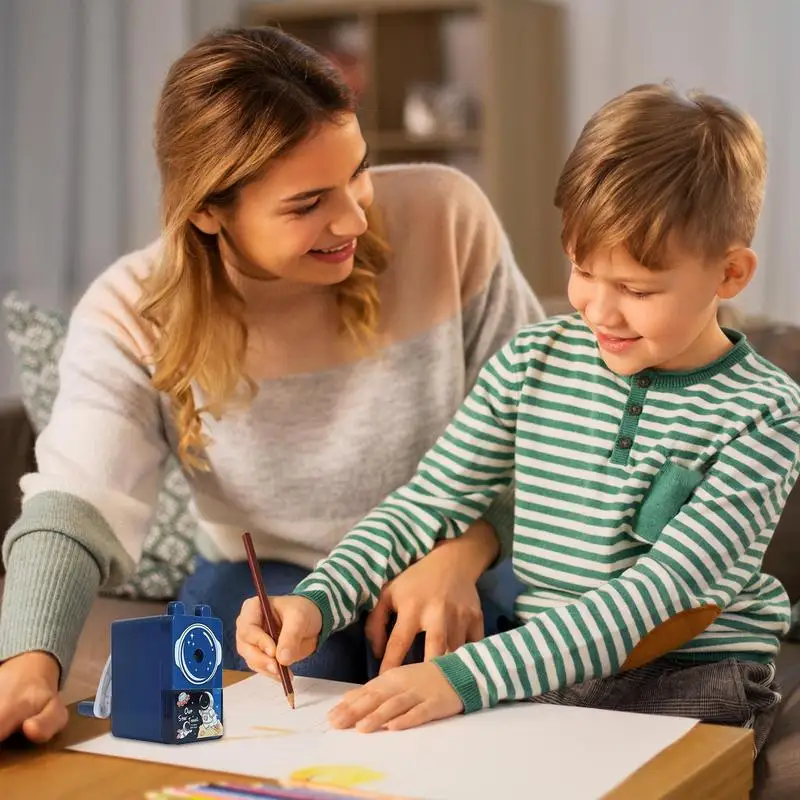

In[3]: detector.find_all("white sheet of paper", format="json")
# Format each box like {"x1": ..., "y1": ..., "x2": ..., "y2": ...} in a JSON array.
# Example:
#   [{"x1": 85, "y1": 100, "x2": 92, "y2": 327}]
[{"x1": 68, "y1": 674, "x2": 697, "y2": 799}]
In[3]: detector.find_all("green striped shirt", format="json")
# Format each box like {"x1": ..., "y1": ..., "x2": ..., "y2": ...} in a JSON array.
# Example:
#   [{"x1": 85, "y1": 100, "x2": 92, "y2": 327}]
[{"x1": 294, "y1": 314, "x2": 800, "y2": 713}]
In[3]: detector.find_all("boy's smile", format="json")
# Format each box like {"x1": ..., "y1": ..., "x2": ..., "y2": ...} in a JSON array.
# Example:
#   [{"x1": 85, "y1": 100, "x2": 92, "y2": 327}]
[
  {"x1": 567, "y1": 242, "x2": 752, "y2": 376},
  {"x1": 594, "y1": 330, "x2": 642, "y2": 355}
]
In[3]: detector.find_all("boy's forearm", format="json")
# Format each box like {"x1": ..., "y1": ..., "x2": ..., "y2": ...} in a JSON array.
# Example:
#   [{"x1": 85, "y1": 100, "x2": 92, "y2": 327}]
[
  {"x1": 292, "y1": 490, "x2": 453, "y2": 642},
  {"x1": 295, "y1": 510, "x2": 501, "y2": 644},
  {"x1": 292, "y1": 486, "x2": 509, "y2": 641},
  {"x1": 294, "y1": 341, "x2": 522, "y2": 642}
]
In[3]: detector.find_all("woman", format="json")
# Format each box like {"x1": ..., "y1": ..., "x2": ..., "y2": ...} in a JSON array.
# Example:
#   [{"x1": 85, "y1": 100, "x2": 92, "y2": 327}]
[{"x1": 0, "y1": 26, "x2": 542, "y2": 743}]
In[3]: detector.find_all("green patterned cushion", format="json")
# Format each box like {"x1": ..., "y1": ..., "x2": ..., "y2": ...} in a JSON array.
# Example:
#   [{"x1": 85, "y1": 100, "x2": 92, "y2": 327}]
[{"x1": 2, "y1": 292, "x2": 197, "y2": 600}]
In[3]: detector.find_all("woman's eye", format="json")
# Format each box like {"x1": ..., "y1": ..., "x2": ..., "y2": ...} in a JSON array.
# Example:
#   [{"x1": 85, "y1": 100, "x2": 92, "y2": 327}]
[
  {"x1": 353, "y1": 159, "x2": 370, "y2": 179},
  {"x1": 293, "y1": 198, "x2": 321, "y2": 216}
]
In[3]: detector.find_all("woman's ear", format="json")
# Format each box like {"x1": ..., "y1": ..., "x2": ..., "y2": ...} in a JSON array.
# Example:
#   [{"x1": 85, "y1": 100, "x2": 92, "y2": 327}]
[
  {"x1": 717, "y1": 247, "x2": 757, "y2": 301},
  {"x1": 189, "y1": 206, "x2": 223, "y2": 235}
]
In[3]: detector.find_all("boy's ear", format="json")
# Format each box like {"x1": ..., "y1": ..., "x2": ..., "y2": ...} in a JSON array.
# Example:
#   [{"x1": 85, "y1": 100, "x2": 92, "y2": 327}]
[
  {"x1": 717, "y1": 247, "x2": 757, "y2": 300},
  {"x1": 189, "y1": 206, "x2": 223, "y2": 235}
]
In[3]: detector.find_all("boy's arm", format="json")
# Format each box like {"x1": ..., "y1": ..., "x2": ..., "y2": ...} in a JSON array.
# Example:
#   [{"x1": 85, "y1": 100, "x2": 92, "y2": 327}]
[
  {"x1": 293, "y1": 339, "x2": 525, "y2": 642},
  {"x1": 434, "y1": 414, "x2": 799, "y2": 713}
]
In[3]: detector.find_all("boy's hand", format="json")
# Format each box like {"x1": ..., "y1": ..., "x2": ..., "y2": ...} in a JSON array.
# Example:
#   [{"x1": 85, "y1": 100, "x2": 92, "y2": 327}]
[
  {"x1": 0, "y1": 651, "x2": 67, "y2": 744},
  {"x1": 328, "y1": 661, "x2": 463, "y2": 732},
  {"x1": 235, "y1": 595, "x2": 322, "y2": 676}
]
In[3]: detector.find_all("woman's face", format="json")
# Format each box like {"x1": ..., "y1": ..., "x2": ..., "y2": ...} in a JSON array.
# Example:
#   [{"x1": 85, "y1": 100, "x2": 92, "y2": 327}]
[{"x1": 193, "y1": 113, "x2": 373, "y2": 286}]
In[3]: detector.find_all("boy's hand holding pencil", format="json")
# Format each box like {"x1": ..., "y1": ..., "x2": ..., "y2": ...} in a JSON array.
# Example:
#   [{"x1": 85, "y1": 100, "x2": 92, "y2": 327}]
[
  {"x1": 236, "y1": 593, "x2": 321, "y2": 676},
  {"x1": 235, "y1": 579, "x2": 322, "y2": 684}
]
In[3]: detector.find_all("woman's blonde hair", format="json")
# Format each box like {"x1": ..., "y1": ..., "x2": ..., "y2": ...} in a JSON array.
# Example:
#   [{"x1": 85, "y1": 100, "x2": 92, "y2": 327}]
[
  {"x1": 139, "y1": 27, "x2": 389, "y2": 469},
  {"x1": 555, "y1": 82, "x2": 766, "y2": 268}
]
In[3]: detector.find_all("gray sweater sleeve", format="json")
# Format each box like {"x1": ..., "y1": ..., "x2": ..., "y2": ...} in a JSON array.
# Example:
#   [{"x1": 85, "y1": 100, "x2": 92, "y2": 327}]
[
  {"x1": 463, "y1": 234, "x2": 544, "y2": 557},
  {"x1": 0, "y1": 309, "x2": 168, "y2": 684}
]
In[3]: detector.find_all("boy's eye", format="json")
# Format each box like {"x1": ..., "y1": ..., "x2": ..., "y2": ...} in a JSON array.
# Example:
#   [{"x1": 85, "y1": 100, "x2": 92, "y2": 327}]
[
  {"x1": 571, "y1": 265, "x2": 591, "y2": 278},
  {"x1": 623, "y1": 286, "x2": 652, "y2": 299}
]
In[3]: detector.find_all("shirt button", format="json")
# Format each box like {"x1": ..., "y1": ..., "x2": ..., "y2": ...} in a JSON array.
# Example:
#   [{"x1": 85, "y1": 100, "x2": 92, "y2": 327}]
[
  {"x1": 618, "y1": 436, "x2": 633, "y2": 450},
  {"x1": 636, "y1": 376, "x2": 652, "y2": 388},
  {"x1": 628, "y1": 404, "x2": 643, "y2": 416}
]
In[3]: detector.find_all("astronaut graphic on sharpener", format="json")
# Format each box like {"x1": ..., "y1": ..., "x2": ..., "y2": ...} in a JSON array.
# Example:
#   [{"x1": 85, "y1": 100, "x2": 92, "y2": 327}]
[
  {"x1": 174, "y1": 689, "x2": 223, "y2": 741},
  {"x1": 197, "y1": 691, "x2": 224, "y2": 738}
]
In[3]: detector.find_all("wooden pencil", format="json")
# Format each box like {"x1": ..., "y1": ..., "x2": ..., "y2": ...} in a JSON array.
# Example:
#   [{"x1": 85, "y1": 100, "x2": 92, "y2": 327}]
[{"x1": 242, "y1": 531, "x2": 296, "y2": 709}]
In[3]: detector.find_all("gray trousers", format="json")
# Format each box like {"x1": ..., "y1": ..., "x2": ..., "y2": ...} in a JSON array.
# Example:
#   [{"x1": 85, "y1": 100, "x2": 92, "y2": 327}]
[{"x1": 528, "y1": 657, "x2": 780, "y2": 756}]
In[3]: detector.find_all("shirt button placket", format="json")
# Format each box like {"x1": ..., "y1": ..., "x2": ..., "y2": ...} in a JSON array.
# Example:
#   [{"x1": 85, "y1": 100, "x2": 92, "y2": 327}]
[{"x1": 611, "y1": 373, "x2": 652, "y2": 464}]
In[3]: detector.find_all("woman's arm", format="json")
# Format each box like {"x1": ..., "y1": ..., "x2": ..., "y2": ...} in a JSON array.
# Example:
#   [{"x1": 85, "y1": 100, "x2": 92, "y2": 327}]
[{"x1": 0, "y1": 288, "x2": 169, "y2": 683}]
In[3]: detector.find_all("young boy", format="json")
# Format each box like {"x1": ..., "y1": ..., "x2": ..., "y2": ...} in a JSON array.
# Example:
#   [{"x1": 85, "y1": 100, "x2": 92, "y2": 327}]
[{"x1": 237, "y1": 83, "x2": 800, "y2": 753}]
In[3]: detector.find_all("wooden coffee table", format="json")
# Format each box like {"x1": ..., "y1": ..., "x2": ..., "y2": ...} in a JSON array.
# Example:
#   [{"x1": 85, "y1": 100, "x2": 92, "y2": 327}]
[{"x1": 0, "y1": 671, "x2": 753, "y2": 800}]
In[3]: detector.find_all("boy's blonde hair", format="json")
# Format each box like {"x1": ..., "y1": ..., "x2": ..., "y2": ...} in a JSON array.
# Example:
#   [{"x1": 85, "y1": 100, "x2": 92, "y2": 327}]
[
  {"x1": 139, "y1": 27, "x2": 389, "y2": 469},
  {"x1": 554, "y1": 83, "x2": 766, "y2": 268}
]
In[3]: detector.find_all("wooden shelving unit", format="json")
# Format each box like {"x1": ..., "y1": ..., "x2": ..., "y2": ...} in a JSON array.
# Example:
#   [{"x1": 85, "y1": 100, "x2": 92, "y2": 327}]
[
  {"x1": 244, "y1": 0, "x2": 568, "y2": 298},
  {"x1": 368, "y1": 131, "x2": 483, "y2": 150}
]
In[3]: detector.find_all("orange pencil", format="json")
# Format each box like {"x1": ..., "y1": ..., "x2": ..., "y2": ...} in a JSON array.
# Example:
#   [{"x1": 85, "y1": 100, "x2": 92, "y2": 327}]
[{"x1": 242, "y1": 531, "x2": 296, "y2": 709}]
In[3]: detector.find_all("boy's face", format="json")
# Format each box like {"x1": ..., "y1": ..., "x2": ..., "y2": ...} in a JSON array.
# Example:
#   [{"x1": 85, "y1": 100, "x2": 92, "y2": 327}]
[{"x1": 568, "y1": 243, "x2": 735, "y2": 375}]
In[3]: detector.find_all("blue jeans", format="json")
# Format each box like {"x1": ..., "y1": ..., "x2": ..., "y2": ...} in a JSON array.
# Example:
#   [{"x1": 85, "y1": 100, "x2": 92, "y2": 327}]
[{"x1": 179, "y1": 556, "x2": 523, "y2": 684}]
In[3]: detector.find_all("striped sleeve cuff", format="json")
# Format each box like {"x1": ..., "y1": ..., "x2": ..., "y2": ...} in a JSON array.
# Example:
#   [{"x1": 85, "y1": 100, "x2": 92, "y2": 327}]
[
  {"x1": 292, "y1": 587, "x2": 337, "y2": 646},
  {"x1": 0, "y1": 530, "x2": 101, "y2": 686},
  {"x1": 433, "y1": 652, "x2": 483, "y2": 713}
]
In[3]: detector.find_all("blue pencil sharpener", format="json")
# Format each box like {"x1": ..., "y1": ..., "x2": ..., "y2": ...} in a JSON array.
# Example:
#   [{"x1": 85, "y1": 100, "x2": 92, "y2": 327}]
[{"x1": 78, "y1": 601, "x2": 224, "y2": 744}]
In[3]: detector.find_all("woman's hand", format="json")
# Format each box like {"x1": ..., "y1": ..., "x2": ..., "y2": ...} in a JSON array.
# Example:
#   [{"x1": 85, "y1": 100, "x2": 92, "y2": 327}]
[
  {"x1": 235, "y1": 595, "x2": 322, "y2": 676},
  {"x1": 365, "y1": 520, "x2": 499, "y2": 673},
  {"x1": 0, "y1": 651, "x2": 66, "y2": 743},
  {"x1": 329, "y1": 661, "x2": 463, "y2": 732}
]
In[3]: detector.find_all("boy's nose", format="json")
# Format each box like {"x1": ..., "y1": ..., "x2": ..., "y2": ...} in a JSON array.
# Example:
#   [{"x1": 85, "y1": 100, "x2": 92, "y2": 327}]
[{"x1": 584, "y1": 293, "x2": 623, "y2": 329}]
